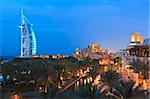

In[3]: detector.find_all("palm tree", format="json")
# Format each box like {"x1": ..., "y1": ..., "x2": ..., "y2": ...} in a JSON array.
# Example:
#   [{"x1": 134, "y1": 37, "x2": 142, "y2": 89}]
[
  {"x1": 92, "y1": 59, "x2": 99, "y2": 67},
  {"x1": 64, "y1": 56, "x2": 78, "y2": 63},
  {"x1": 115, "y1": 80, "x2": 148, "y2": 99},
  {"x1": 130, "y1": 58, "x2": 142, "y2": 73},
  {"x1": 99, "y1": 70, "x2": 122, "y2": 98},
  {"x1": 89, "y1": 66, "x2": 98, "y2": 83},
  {"x1": 130, "y1": 59, "x2": 149, "y2": 79},
  {"x1": 53, "y1": 63, "x2": 65, "y2": 87},
  {"x1": 1, "y1": 61, "x2": 15, "y2": 81},
  {"x1": 37, "y1": 66, "x2": 58, "y2": 93},
  {"x1": 141, "y1": 61, "x2": 149, "y2": 79},
  {"x1": 83, "y1": 56, "x2": 92, "y2": 67},
  {"x1": 115, "y1": 57, "x2": 122, "y2": 67},
  {"x1": 77, "y1": 82, "x2": 106, "y2": 99},
  {"x1": 77, "y1": 60, "x2": 85, "y2": 70}
]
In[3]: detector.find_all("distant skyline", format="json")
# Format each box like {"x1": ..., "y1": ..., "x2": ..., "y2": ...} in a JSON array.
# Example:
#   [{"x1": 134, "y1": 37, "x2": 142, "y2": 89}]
[{"x1": 0, "y1": 0, "x2": 149, "y2": 56}]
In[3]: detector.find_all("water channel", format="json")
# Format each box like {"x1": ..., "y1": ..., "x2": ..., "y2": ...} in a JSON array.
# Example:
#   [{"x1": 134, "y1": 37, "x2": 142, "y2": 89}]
[{"x1": 57, "y1": 76, "x2": 93, "y2": 98}]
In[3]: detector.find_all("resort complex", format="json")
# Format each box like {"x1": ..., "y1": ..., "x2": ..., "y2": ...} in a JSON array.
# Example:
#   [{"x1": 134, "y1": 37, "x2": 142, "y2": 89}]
[{"x1": 0, "y1": 1, "x2": 149, "y2": 98}]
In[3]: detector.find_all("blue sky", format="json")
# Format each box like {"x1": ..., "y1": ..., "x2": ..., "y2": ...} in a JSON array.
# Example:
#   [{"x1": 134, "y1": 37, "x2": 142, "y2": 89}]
[{"x1": 0, "y1": 0, "x2": 149, "y2": 56}]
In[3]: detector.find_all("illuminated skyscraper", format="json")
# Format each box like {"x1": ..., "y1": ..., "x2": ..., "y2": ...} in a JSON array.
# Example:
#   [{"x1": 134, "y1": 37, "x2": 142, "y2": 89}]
[{"x1": 19, "y1": 10, "x2": 37, "y2": 57}]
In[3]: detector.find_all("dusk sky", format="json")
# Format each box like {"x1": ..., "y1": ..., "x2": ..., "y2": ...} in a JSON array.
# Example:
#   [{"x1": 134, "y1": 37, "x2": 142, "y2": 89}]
[{"x1": 0, "y1": 0, "x2": 149, "y2": 56}]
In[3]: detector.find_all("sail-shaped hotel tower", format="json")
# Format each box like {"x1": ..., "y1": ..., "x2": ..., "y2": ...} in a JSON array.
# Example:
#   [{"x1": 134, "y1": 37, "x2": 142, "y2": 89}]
[{"x1": 19, "y1": 10, "x2": 37, "y2": 57}]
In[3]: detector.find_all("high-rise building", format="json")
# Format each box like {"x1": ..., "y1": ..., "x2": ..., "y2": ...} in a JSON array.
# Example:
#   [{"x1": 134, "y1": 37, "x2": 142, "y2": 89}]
[{"x1": 19, "y1": 10, "x2": 37, "y2": 57}]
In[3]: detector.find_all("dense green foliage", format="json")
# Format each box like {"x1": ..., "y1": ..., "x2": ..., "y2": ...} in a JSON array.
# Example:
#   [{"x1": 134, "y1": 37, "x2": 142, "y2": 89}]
[
  {"x1": 1, "y1": 57, "x2": 149, "y2": 98},
  {"x1": 130, "y1": 59, "x2": 149, "y2": 79}
]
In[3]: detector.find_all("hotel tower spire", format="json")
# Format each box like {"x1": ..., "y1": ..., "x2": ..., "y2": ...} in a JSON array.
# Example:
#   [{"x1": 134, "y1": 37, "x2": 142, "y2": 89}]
[{"x1": 20, "y1": 9, "x2": 37, "y2": 57}]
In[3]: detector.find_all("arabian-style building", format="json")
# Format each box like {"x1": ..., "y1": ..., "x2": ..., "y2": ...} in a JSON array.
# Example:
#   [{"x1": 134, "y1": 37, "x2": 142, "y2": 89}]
[
  {"x1": 72, "y1": 42, "x2": 115, "y2": 65},
  {"x1": 19, "y1": 10, "x2": 37, "y2": 57},
  {"x1": 128, "y1": 45, "x2": 150, "y2": 57},
  {"x1": 116, "y1": 32, "x2": 150, "y2": 66},
  {"x1": 130, "y1": 32, "x2": 144, "y2": 46},
  {"x1": 128, "y1": 35, "x2": 150, "y2": 61},
  {"x1": 32, "y1": 54, "x2": 69, "y2": 59}
]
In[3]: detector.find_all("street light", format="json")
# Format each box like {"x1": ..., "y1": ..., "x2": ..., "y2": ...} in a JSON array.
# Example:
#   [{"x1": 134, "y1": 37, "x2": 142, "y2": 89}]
[{"x1": 14, "y1": 94, "x2": 18, "y2": 99}]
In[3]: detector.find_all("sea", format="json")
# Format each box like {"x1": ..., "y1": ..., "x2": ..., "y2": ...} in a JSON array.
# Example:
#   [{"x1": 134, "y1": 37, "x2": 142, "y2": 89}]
[{"x1": 1, "y1": 56, "x2": 15, "y2": 60}]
